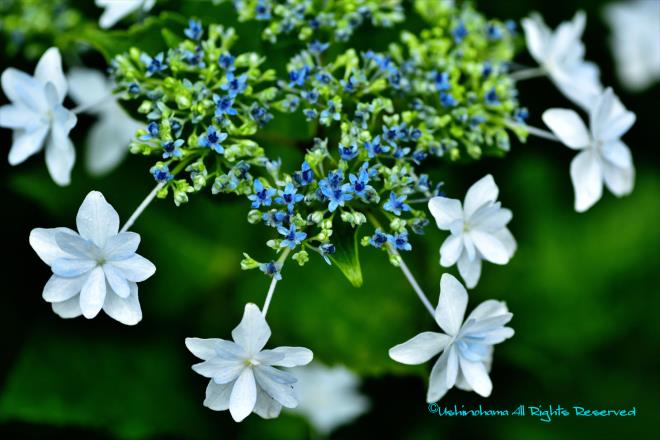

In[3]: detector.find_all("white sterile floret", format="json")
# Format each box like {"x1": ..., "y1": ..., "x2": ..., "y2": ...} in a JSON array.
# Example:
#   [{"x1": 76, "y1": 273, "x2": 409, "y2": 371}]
[
  {"x1": 542, "y1": 87, "x2": 636, "y2": 212},
  {"x1": 604, "y1": 0, "x2": 660, "y2": 92},
  {"x1": 96, "y1": 0, "x2": 156, "y2": 29},
  {"x1": 0, "y1": 47, "x2": 77, "y2": 185},
  {"x1": 428, "y1": 175, "x2": 516, "y2": 289},
  {"x1": 29, "y1": 191, "x2": 155, "y2": 324},
  {"x1": 389, "y1": 274, "x2": 514, "y2": 402},
  {"x1": 287, "y1": 362, "x2": 369, "y2": 434},
  {"x1": 186, "y1": 303, "x2": 313, "y2": 422},
  {"x1": 67, "y1": 68, "x2": 142, "y2": 175},
  {"x1": 522, "y1": 11, "x2": 603, "y2": 109}
]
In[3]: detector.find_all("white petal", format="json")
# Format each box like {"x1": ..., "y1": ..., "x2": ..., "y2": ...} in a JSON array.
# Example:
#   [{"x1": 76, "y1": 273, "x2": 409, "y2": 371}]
[
  {"x1": 480, "y1": 327, "x2": 515, "y2": 344},
  {"x1": 185, "y1": 337, "x2": 240, "y2": 361},
  {"x1": 96, "y1": 0, "x2": 144, "y2": 28},
  {"x1": 439, "y1": 234, "x2": 463, "y2": 267},
  {"x1": 493, "y1": 228, "x2": 517, "y2": 259},
  {"x1": 8, "y1": 125, "x2": 48, "y2": 165},
  {"x1": 434, "y1": 274, "x2": 468, "y2": 336},
  {"x1": 54, "y1": 230, "x2": 94, "y2": 258},
  {"x1": 102, "y1": 281, "x2": 142, "y2": 325},
  {"x1": 465, "y1": 300, "x2": 510, "y2": 322},
  {"x1": 253, "y1": 389, "x2": 283, "y2": 419},
  {"x1": 601, "y1": 141, "x2": 633, "y2": 170},
  {"x1": 229, "y1": 368, "x2": 257, "y2": 422},
  {"x1": 103, "y1": 263, "x2": 130, "y2": 298},
  {"x1": 109, "y1": 254, "x2": 156, "y2": 282},
  {"x1": 192, "y1": 360, "x2": 244, "y2": 383},
  {"x1": 541, "y1": 109, "x2": 590, "y2": 149},
  {"x1": 269, "y1": 347, "x2": 313, "y2": 367},
  {"x1": 389, "y1": 332, "x2": 450, "y2": 365},
  {"x1": 570, "y1": 150, "x2": 603, "y2": 212},
  {"x1": 426, "y1": 349, "x2": 451, "y2": 403},
  {"x1": 45, "y1": 133, "x2": 76, "y2": 186},
  {"x1": 231, "y1": 303, "x2": 271, "y2": 356},
  {"x1": 602, "y1": 160, "x2": 635, "y2": 197},
  {"x1": 34, "y1": 47, "x2": 67, "y2": 102},
  {"x1": 469, "y1": 230, "x2": 511, "y2": 265},
  {"x1": 0, "y1": 104, "x2": 38, "y2": 129},
  {"x1": 80, "y1": 266, "x2": 106, "y2": 318},
  {"x1": 76, "y1": 191, "x2": 120, "y2": 247},
  {"x1": 103, "y1": 232, "x2": 140, "y2": 261},
  {"x1": 51, "y1": 258, "x2": 96, "y2": 277},
  {"x1": 253, "y1": 366, "x2": 298, "y2": 408},
  {"x1": 471, "y1": 207, "x2": 512, "y2": 232},
  {"x1": 85, "y1": 116, "x2": 136, "y2": 175},
  {"x1": 445, "y1": 345, "x2": 459, "y2": 389},
  {"x1": 66, "y1": 68, "x2": 111, "y2": 110},
  {"x1": 1, "y1": 68, "x2": 47, "y2": 113},
  {"x1": 203, "y1": 380, "x2": 233, "y2": 411},
  {"x1": 521, "y1": 15, "x2": 550, "y2": 62},
  {"x1": 457, "y1": 251, "x2": 482, "y2": 289},
  {"x1": 427, "y1": 197, "x2": 463, "y2": 230},
  {"x1": 600, "y1": 108, "x2": 636, "y2": 142},
  {"x1": 29, "y1": 227, "x2": 79, "y2": 266},
  {"x1": 51, "y1": 296, "x2": 83, "y2": 319},
  {"x1": 458, "y1": 356, "x2": 493, "y2": 397},
  {"x1": 42, "y1": 274, "x2": 87, "y2": 302},
  {"x1": 552, "y1": 65, "x2": 602, "y2": 110},
  {"x1": 463, "y1": 175, "x2": 499, "y2": 218}
]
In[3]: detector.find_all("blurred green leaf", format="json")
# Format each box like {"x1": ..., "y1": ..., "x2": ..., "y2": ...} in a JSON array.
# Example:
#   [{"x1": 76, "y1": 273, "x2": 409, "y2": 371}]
[{"x1": 328, "y1": 221, "x2": 363, "y2": 288}]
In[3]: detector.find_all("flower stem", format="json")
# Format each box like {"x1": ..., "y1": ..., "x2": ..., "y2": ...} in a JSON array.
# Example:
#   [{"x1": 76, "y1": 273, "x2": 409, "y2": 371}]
[
  {"x1": 506, "y1": 120, "x2": 561, "y2": 142},
  {"x1": 72, "y1": 92, "x2": 116, "y2": 114},
  {"x1": 510, "y1": 67, "x2": 546, "y2": 81},
  {"x1": 120, "y1": 182, "x2": 165, "y2": 233},
  {"x1": 262, "y1": 247, "x2": 292, "y2": 317},
  {"x1": 392, "y1": 248, "x2": 436, "y2": 318}
]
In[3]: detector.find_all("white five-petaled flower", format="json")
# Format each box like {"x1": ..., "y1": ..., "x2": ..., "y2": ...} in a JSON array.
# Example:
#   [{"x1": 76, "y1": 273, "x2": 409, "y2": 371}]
[
  {"x1": 29, "y1": 191, "x2": 155, "y2": 325},
  {"x1": 604, "y1": 0, "x2": 660, "y2": 92},
  {"x1": 428, "y1": 175, "x2": 516, "y2": 289},
  {"x1": 522, "y1": 11, "x2": 603, "y2": 109},
  {"x1": 0, "y1": 47, "x2": 77, "y2": 186},
  {"x1": 67, "y1": 68, "x2": 142, "y2": 175},
  {"x1": 96, "y1": 0, "x2": 156, "y2": 29},
  {"x1": 389, "y1": 274, "x2": 514, "y2": 402},
  {"x1": 186, "y1": 303, "x2": 313, "y2": 422},
  {"x1": 287, "y1": 362, "x2": 369, "y2": 434},
  {"x1": 542, "y1": 87, "x2": 636, "y2": 213}
]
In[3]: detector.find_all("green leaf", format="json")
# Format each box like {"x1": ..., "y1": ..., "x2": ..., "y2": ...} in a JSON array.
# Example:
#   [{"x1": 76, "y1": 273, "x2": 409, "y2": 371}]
[
  {"x1": 77, "y1": 12, "x2": 188, "y2": 61},
  {"x1": 328, "y1": 221, "x2": 363, "y2": 287}
]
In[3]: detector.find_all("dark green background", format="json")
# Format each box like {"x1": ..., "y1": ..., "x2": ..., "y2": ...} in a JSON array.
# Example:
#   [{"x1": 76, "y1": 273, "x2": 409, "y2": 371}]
[{"x1": 1, "y1": 0, "x2": 658, "y2": 438}]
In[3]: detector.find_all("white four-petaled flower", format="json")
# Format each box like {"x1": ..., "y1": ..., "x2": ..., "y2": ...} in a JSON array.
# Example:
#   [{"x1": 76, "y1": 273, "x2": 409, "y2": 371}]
[
  {"x1": 186, "y1": 303, "x2": 313, "y2": 422},
  {"x1": 542, "y1": 87, "x2": 636, "y2": 212},
  {"x1": 29, "y1": 191, "x2": 155, "y2": 325},
  {"x1": 604, "y1": 0, "x2": 660, "y2": 92},
  {"x1": 522, "y1": 11, "x2": 602, "y2": 109},
  {"x1": 0, "y1": 47, "x2": 77, "y2": 186},
  {"x1": 96, "y1": 0, "x2": 156, "y2": 29},
  {"x1": 389, "y1": 274, "x2": 514, "y2": 402},
  {"x1": 287, "y1": 362, "x2": 369, "y2": 434},
  {"x1": 428, "y1": 175, "x2": 516, "y2": 289},
  {"x1": 67, "y1": 68, "x2": 142, "y2": 175}
]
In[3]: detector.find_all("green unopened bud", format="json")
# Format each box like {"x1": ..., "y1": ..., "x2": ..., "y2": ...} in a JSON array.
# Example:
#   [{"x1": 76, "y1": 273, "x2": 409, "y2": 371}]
[
  {"x1": 247, "y1": 210, "x2": 262, "y2": 224},
  {"x1": 240, "y1": 253, "x2": 260, "y2": 270},
  {"x1": 390, "y1": 217, "x2": 406, "y2": 232},
  {"x1": 292, "y1": 250, "x2": 309, "y2": 266}
]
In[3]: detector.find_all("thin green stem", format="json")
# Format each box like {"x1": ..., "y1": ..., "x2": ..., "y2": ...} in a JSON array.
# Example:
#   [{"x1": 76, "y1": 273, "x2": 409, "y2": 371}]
[{"x1": 262, "y1": 247, "x2": 292, "y2": 317}]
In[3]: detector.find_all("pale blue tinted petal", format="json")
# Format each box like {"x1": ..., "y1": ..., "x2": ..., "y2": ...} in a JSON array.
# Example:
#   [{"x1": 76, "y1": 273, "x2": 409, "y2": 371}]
[
  {"x1": 44, "y1": 133, "x2": 76, "y2": 186},
  {"x1": 103, "y1": 263, "x2": 130, "y2": 298},
  {"x1": 80, "y1": 266, "x2": 106, "y2": 318},
  {"x1": 8, "y1": 125, "x2": 48, "y2": 165},
  {"x1": 253, "y1": 367, "x2": 298, "y2": 408},
  {"x1": 108, "y1": 254, "x2": 156, "y2": 282},
  {"x1": 185, "y1": 337, "x2": 240, "y2": 361},
  {"x1": 54, "y1": 231, "x2": 94, "y2": 258},
  {"x1": 51, "y1": 296, "x2": 83, "y2": 319},
  {"x1": 231, "y1": 303, "x2": 271, "y2": 356},
  {"x1": 252, "y1": 389, "x2": 282, "y2": 419},
  {"x1": 29, "y1": 227, "x2": 78, "y2": 266},
  {"x1": 463, "y1": 175, "x2": 499, "y2": 218},
  {"x1": 103, "y1": 232, "x2": 140, "y2": 261},
  {"x1": 42, "y1": 274, "x2": 87, "y2": 302},
  {"x1": 1, "y1": 68, "x2": 47, "y2": 113},
  {"x1": 76, "y1": 191, "x2": 120, "y2": 247},
  {"x1": 389, "y1": 332, "x2": 449, "y2": 365},
  {"x1": 434, "y1": 274, "x2": 468, "y2": 335},
  {"x1": 34, "y1": 47, "x2": 67, "y2": 101},
  {"x1": 229, "y1": 368, "x2": 257, "y2": 422},
  {"x1": 458, "y1": 356, "x2": 493, "y2": 397},
  {"x1": 0, "y1": 104, "x2": 37, "y2": 129},
  {"x1": 268, "y1": 347, "x2": 313, "y2": 367},
  {"x1": 102, "y1": 281, "x2": 142, "y2": 325},
  {"x1": 51, "y1": 258, "x2": 96, "y2": 277},
  {"x1": 203, "y1": 380, "x2": 233, "y2": 411}
]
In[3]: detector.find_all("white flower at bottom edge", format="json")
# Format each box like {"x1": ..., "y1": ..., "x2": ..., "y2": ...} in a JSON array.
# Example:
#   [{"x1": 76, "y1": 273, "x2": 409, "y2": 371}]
[
  {"x1": 389, "y1": 274, "x2": 514, "y2": 403},
  {"x1": 186, "y1": 303, "x2": 313, "y2": 422},
  {"x1": 67, "y1": 68, "x2": 142, "y2": 175},
  {"x1": 96, "y1": 0, "x2": 156, "y2": 29},
  {"x1": 542, "y1": 87, "x2": 636, "y2": 213},
  {"x1": 0, "y1": 47, "x2": 77, "y2": 186},
  {"x1": 29, "y1": 191, "x2": 156, "y2": 325},
  {"x1": 522, "y1": 11, "x2": 603, "y2": 109},
  {"x1": 428, "y1": 175, "x2": 516, "y2": 289},
  {"x1": 286, "y1": 362, "x2": 369, "y2": 434}
]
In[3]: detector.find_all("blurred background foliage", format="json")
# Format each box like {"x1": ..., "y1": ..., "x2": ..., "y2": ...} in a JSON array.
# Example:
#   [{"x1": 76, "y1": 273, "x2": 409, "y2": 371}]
[{"x1": 1, "y1": 0, "x2": 658, "y2": 438}]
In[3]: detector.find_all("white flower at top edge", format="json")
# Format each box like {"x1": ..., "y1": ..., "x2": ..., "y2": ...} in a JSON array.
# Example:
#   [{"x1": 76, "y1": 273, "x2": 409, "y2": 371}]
[
  {"x1": 603, "y1": 0, "x2": 660, "y2": 92},
  {"x1": 428, "y1": 175, "x2": 516, "y2": 289},
  {"x1": 522, "y1": 11, "x2": 603, "y2": 109},
  {"x1": 67, "y1": 68, "x2": 142, "y2": 175},
  {"x1": 29, "y1": 191, "x2": 156, "y2": 325},
  {"x1": 389, "y1": 273, "x2": 514, "y2": 402},
  {"x1": 95, "y1": 0, "x2": 156, "y2": 29},
  {"x1": 186, "y1": 303, "x2": 313, "y2": 422},
  {"x1": 0, "y1": 47, "x2": 77, "y2": 186},
  {"x1": 542, "y1": 87, "x2": 636, "y2": 213},
  {"x1": 286, "y1": 362, "x2": 369, "y2": 434}
]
